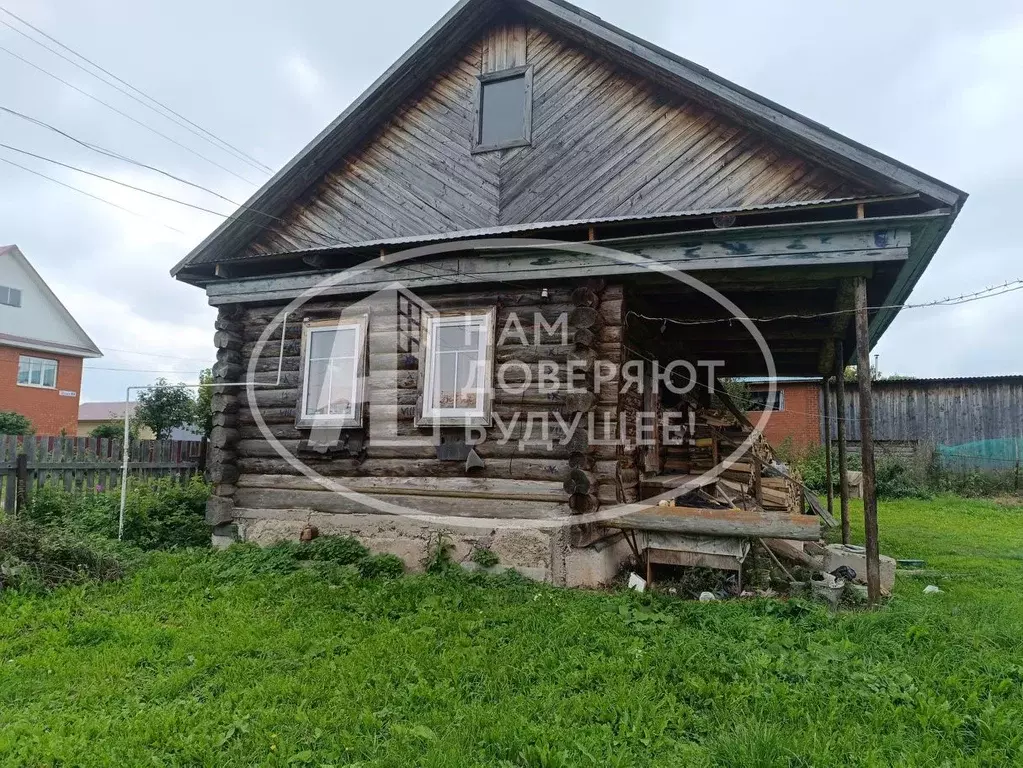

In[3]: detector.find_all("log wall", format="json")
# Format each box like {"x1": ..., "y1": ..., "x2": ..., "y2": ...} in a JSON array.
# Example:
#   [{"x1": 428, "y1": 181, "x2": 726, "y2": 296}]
[{"x1": 220, "y1": 281, "x2": 628, "y2": 552}]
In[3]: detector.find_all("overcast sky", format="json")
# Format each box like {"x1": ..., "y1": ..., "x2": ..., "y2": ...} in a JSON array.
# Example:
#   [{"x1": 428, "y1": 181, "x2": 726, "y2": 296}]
[{"x1": 1, "y1": 0, "x2": 1021, "y2": 403}]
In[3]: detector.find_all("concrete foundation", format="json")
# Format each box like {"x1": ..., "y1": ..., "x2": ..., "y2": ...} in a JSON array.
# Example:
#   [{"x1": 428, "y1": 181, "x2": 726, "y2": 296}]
[{"x1": 229, "y1": 511, "x2": 632, "y2": 586}]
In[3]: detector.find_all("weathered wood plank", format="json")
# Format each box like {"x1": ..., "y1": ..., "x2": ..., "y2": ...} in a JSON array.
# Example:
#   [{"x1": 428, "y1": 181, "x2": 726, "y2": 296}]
[{"x1": 610, "y1": 506, "x2": 821, "y2": 539}]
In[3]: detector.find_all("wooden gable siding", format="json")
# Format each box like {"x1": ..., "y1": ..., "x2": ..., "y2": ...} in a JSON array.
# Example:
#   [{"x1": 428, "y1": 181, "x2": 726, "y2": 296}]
[{"x1": 244, "y1": 20, "x2": 875, "y2": 258}]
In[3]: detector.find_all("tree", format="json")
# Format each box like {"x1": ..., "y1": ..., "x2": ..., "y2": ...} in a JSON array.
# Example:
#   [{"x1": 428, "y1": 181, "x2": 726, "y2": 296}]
[
  {"x1": 90, "y1": 422, "x2": 122, "y2": 440},
  {"x1": 90, "y1": 421, "x2": 140, "y2": 441},
  {"x1": 193, "y1": 368, "x2": 214, "y2": 439},
  {"x1": 0, "y1": 411, "x2": 33, "y2": 435},
  {"x1": 716, "y1": 378, "x2": 754, "y2": 411},
  {"x1": 135, "y1": 379, "x2": 195, "y2": 440}
]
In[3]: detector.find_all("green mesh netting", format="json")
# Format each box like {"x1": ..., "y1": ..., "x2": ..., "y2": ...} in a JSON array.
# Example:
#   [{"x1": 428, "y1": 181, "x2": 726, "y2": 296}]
[{"x1": 935, "y1": 438, "x2": 1023, "y2": 469}]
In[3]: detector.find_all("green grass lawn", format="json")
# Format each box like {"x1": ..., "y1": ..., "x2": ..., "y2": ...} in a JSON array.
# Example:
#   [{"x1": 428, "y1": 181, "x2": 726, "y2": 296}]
[{"x1": 2, "y1": 497, "x2": 1022, "y2": 767}]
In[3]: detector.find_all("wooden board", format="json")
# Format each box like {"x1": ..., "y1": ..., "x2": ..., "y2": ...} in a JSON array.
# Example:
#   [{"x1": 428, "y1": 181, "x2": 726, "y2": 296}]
[{"x1": 610, "y1": 505, "x2": 820, "y2": 540}]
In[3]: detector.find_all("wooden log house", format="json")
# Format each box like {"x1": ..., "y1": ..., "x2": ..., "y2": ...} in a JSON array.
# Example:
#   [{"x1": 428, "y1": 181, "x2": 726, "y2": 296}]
[{"x1": 172, "y1": 0, "x2": 965, "y2": 586}]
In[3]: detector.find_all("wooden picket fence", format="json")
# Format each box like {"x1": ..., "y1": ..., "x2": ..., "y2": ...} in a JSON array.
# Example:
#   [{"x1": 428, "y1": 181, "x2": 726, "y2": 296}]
[{"x1": 0, "y1": 435, "x2": 206, "y2": 514}]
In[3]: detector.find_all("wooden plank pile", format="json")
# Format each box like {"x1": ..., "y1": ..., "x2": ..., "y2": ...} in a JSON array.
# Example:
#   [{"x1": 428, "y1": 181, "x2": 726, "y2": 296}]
[{"x1": 660, "y1": 407, "x2": 803, "y2": 515}]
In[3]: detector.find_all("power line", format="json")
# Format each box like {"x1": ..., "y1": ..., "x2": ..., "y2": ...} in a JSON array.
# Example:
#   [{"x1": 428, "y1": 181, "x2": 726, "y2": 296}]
[
  {"x1": 0, "y1": 140, "x2": 337, "y2": 246},
  {"x1": 0, "y1": 9, "x2": 272, "y2": 175},
  {"x1": 0, "y1": 43, "x2": 257, "y2": 186},
  {"x1": 0, "y1": 105, "x2": 337, "y2": 245},
  {"x1": 0, "y1": 155, "x2": 186, "y2": 235},
  {"x1": 0, "y1": 141, "x2": 237, "y2": 217},
  {"x1": 626, "y1": 279, "x2": 1023, "y2": 328},
  {"x1": 100, "y1": 347, "x2": 214, "y2": 362},
  {"x1": 84, "y1": 365, "x2": 195, "y2": 374},
  {"x1": 0, "y1": 105, "x2": 239, "y2": 206}
]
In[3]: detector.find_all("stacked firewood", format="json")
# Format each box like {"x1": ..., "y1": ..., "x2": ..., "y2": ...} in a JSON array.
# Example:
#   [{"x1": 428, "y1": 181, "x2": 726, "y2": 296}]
[{"x1": 662, "y1": 406, "x2": 803, "y2": 515}]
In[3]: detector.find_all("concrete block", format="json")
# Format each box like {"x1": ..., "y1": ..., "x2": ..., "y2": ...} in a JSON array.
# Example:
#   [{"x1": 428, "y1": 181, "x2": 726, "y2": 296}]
[
  {"x1": 822, "y1": 544, "x2": 896, "y2": 593},
  {"x1": 563, "y1": 536, "x2": 632, "y2": 587}
]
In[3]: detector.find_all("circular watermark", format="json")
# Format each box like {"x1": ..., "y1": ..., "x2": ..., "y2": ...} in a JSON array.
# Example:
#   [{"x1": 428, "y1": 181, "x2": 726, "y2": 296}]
[{"x1": 247, "y1": 238, "x2": 778, "y2": 529}]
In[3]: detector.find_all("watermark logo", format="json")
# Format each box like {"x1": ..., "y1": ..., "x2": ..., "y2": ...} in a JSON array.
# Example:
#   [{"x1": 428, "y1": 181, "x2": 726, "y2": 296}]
[{"x1": 247, "y1": 239, "x2": 778, "y2": 529}]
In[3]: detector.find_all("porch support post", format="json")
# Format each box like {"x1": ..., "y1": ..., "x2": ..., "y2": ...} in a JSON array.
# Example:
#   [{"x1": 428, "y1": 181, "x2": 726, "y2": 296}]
[
  {"x1": 823, "y1": 376, "x2": 833, "y2": 517},
  {"x1": 854, "y1": 277, "x2": 881, "y2": 604},
  {"x1": 834, "y1": 340, "x2": 850, "y2": 545}
]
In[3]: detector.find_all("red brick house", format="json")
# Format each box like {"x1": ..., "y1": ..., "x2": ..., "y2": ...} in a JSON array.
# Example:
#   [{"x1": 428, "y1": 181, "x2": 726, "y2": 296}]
[
  {"x1": 744, "y1": 378, "x2": 822, "y2": 450},
  {"x1": 0, "y1": 245, "x2": 102, "y2": 434}
]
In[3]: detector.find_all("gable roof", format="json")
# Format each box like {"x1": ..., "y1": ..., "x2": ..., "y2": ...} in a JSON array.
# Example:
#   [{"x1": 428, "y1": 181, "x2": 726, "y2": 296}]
[
  {"x1": 171, "y1": 0, "x2": 965, "y2": 279},
  {"x1": 0, "y1": 244, "x2": 103, "y2": 358}
]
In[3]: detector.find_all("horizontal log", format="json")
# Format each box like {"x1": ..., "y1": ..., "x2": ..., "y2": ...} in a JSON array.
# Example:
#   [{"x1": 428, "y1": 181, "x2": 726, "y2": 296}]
[
  {"x1": 206, "y1": 497, "x2": 234, "y2": 525},
  {"x1": 563, "y1": 469, "x2": 595, "y2": 495},
  {"x1": 237, "y1": 474, "x2": 567, "y2": 502},
  {"x1": 214, "y1": 330, "x2": 242, "y2": 351},
  {"x1": 234, "y1": 456, "x2": 574, "y2": 481},
  {"x1": 233, "y1": 487, "x2": 568, "y2": 520},
  {"x1": 569, "y1": 493, "x2": 600, "y2": 515},
  {"x1": 610, "y1": 507, "x2": 820, "y2": 540}
]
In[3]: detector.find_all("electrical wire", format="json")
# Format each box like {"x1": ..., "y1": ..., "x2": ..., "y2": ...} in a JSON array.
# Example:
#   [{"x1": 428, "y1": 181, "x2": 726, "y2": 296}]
[
  {"x1": 99, "y1": 347, "x2": 214, "y2": 362},
  {"x1": 0, "y1": 155, "x2": 186, "y2": 234},
  {"x1": 625, "y1": 279, "x2": 1023, "y2": 328},
  {"x1": 0, "y1": 140, "x2": 339, "y2": 247},
  {"x1": 0, "y1": 5, "x2": 272, "y2": 174},
  {"x1": 0, "y1": 43, "x2": 257, "y2": 185},
  {"x1": 0, "y1": 105, "x2": 341, "y2": 246},
  {"x1": 1, "y1": 105, "x2": 250, "y2": 210}
]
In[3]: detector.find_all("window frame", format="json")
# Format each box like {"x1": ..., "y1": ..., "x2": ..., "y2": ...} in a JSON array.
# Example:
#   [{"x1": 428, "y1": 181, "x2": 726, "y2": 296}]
[
  {"x1": 471, "y1": 65, "x2": 534, "y2": 153},
  {"x1": 417, "y1": 308, "x2": 496, "y2": 428},
  {"x1": 0, "y1": 285, "x2": 22, "y2": 308},
  {"x1": 17, "y1": 355, "x2": 58, "y2": 389},
  {"x1": 747, "y1": 390, "x2": 784, "y2": 412},
  {"x1": 296, "y1": 315, "x2": 369, "y2": 429}
]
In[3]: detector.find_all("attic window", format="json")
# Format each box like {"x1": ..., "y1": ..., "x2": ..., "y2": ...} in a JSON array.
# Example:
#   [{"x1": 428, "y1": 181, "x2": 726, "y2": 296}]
[
  {"x1": 0, "y1": 285, "x2": 21, "y2": 307},
  {"x1": 472, "y1": 66, "x2": 533, "y2": 152}
]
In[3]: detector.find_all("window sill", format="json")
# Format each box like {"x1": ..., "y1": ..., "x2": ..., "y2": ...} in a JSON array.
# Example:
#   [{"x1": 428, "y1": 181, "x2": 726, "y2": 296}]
[
  {"x1": 16, "y1": 382, "x2": 57, "y2": 390},
  {"x1": 471, "y1": 138, "x2": 531, "y2": 154},
  {"x1": 415, "y1": 413, "x2": 493, "y2": 429},
  {"x1": 295, "y1": 418, "x2": 362, "y2": 430}
]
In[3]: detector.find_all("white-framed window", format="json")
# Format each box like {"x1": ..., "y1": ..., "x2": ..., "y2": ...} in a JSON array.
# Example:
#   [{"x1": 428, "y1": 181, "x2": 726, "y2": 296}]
[
  {"x1": 17, "y1": 356, "x2": 57, "y2": 389},
  {"x1": 296, "y1": 316, "x2": 368, "y2": 429},
  {"x1": 0, "y1": 285, "x2": 22, "y2": 307},
  {"x1": 418, "y1": 309, "x2": 496, "y2": 427},
  {"x1": 471, "y1": 65, "x2": 533, "y2": 153},
  {"x1": 747, "y1": 390, "x2": 784, "y2": 412}
]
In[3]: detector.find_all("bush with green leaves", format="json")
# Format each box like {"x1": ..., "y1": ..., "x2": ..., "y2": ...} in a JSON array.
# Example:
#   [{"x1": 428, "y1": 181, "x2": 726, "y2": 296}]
[
  {"x1": 26, "y1": 475, "x2": 211, "y2": 550},
  {"x1": 0, "y1": 411, "x2": 33, "y2": 435}
]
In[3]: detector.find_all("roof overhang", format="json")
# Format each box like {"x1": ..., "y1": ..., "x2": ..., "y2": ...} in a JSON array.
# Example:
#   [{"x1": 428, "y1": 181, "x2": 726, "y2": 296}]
[{"x1": 0, "y1": 332, "x2": 103, "y2": 358}]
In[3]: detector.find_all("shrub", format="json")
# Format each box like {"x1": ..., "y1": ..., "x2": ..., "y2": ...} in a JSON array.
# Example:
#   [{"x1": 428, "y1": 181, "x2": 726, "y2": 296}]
[
  {"x1": 471, "y1": 546, "x2": 499, "y2": 568},
  {"x1": 25, "y1": 475, "x2": 211, "y2": 550},
  {"x1": 874, "y1": 457, "x2": 929, "y2": 499},
  {"x1": 0, "y1": 411, "x2": 33, "y2": 435},
  {"x1": 0, "y1": 519, "x2": 135, "y2": 593},
  {"x1": 789, "y1": 444, "x2": 861, "y2": 494},
  {"x1": 305, "y1": 535, "x2": 369, "y2": 565}
]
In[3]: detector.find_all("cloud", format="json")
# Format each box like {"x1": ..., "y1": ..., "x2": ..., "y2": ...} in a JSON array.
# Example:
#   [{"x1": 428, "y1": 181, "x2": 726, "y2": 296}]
[{"x1": 280, "y1": 52, "x2": 325, "y2": 104}]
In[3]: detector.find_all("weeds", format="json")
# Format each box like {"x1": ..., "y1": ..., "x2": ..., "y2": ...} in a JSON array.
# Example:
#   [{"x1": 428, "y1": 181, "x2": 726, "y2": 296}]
[
  {"x1": 470, "y1": 546, "x2": 499, "y2": 569},
  {"x1": 1, "y1": 497, "x2": 1022, "y2": 764},
  {"x1": 26, "y1": 475, "x2": 211, "y2": 550}
]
